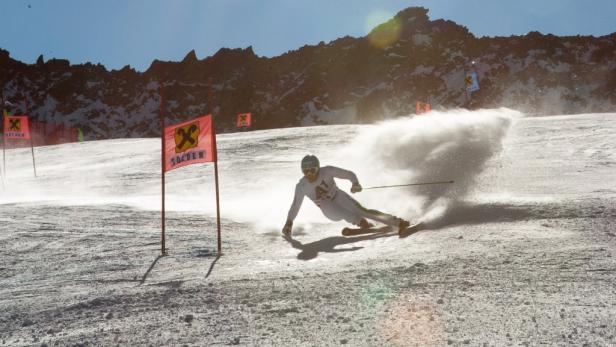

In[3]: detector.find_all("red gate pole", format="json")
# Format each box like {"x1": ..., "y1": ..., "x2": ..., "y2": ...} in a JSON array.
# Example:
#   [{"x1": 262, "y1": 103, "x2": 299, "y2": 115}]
[
  {"x1": 0, "y1": 85, "x2": 4, "y2": 181},
  {"x1": 208, "y1": 78, "x2": 221, "y2": 254},
  {"x1": 159, "y1": 83, "x2": 167, "y2": 256},
  {"x1": 29, "y1": 118, "x2": 37, "y2": 177},
  {"x1": 1, "y1": 109, "x2": 4, "y2": 187},
  {"x1": 2, "y1": 111, "x2": 5, "y2": 180},
  {"x1": 212, "y1": 117, "x2": 222, "y2": 254},
  {"x1": 23, "y1": 96, "x2": 37, "y2": 177},
  {"x1": 1, "y1": 98, "x2": 5, "y2": 182}
]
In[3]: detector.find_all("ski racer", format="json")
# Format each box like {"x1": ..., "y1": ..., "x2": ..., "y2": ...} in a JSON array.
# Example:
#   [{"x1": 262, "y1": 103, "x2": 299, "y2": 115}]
[{"x1": 282, "y1": 155, "x2": 410, "y2": 237}]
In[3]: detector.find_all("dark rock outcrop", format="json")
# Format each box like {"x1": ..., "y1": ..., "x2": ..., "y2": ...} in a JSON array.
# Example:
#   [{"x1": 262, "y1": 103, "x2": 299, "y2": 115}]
[{"x1": 0, "y1": 7, "x2": 614, "y2": 140}]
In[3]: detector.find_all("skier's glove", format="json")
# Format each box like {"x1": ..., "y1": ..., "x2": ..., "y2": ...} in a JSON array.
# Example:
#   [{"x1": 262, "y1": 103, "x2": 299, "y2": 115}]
[
  {"x1": 282, "y1": 220, "x2": 293, "y2": 237},
  {"x1": 351, "y1": 183, "x2": 362, "y2": 193}
]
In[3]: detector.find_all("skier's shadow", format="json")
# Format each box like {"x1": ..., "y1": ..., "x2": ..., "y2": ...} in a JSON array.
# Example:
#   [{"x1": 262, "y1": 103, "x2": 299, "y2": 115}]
[{"x1": 283, "y1": 231, "x2": 392, "y2": 260}]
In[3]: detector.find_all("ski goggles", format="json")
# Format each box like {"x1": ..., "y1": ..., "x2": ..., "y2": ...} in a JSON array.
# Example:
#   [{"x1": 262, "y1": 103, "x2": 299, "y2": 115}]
[{"x1": 302, "y1": 167, "x2": 318, "y2": 176}]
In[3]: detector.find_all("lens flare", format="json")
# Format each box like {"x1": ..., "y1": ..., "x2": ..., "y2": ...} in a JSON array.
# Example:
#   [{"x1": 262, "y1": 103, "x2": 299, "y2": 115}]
[
  {"x1": 376, "y1": 293, "x2": 445, "y2": 346},
  {"x1": 365, "y1": 10, "x2": 401, "y2": 49},
  {"x1": 360, "y1": 278, "x2": 393, "y2": 308}
]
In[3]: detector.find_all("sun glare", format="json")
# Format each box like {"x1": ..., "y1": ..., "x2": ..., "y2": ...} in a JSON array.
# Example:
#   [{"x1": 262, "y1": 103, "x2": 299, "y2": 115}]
[
  {"x1": 377, "y1": 294, "x2": 445, "y2": 346},
  {"x1": 365, "y1": 10, "x2": 401, "y2": 49}
]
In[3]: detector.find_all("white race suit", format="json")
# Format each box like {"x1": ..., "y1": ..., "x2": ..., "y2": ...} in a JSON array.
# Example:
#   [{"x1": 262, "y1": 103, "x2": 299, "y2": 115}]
[{"x1": 286, "y1": 166, "x2": 401, "y2": 227}]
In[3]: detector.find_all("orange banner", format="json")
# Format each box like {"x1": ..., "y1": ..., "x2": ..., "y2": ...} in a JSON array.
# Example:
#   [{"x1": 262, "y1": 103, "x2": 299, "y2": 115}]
[
  {"x1": 164, "y1": 115, "x2": 215, "y2": 172},
  {"x1": 236, "y1": 112, "x2": 252, "y2": 128},
  {"x1": 4, "y1": 115, "x2": 31, "y2": 139}
]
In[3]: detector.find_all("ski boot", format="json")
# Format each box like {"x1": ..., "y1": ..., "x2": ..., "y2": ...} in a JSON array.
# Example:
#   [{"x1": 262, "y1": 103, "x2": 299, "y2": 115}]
[
  {"x1": 358, "y1": 219, "x2": 374, "y2": 230},
  {"x1": 397, "y1": 219, "x2": 410, "y2": 235}
]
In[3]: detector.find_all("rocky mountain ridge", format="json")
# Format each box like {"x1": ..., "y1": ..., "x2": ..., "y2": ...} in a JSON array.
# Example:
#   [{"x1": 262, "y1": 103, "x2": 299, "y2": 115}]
[{"x1": 1, "y1": 7, "x2": 615, "y2": 140}]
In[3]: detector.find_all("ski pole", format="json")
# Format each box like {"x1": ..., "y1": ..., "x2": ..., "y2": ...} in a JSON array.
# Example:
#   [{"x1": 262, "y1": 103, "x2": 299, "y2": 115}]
[{"x1": 363, "y1": 180, "x2": 454, "y2": 190}]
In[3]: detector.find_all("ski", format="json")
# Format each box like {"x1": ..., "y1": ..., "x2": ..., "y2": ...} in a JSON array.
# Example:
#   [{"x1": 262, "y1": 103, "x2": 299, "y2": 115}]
[
  {"x1": 341, "y1": 226, "x2": 391, "y2": 236},
  {"x1": 341, "y1": 222, "x2": 424, "y2": 237},
  {"x1": 398, "y1": 222, "x2": 424, "y2": 238}
]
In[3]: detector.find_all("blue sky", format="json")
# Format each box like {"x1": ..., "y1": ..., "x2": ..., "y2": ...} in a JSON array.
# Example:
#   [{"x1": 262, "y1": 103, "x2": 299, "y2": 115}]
[{"x1": 1, "y1": 0, "x2": 614, "y2": 72}]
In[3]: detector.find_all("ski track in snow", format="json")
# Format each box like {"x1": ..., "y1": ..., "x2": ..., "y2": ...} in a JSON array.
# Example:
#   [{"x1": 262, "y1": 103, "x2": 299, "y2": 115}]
[{"x1": 1, "y1": 109, "x2": 615, "y2": 346}]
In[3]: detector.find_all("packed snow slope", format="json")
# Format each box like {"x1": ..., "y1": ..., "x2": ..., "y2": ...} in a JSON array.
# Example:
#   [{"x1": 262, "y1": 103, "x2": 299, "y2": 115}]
[{"x1": 1, "y1": 108, "x2": 615, "y2": 346}]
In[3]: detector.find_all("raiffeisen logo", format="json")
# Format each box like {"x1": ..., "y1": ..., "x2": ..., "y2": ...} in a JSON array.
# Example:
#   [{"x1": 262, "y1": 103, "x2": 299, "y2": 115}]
[
  {"x1": 9, "y1": 118, "x2": 22, "y2": 131},
  {"x1": 170, "y1": 121, "x2": 206, "y2": 167},
  {"x1": 174, "y1": 121, "x2": 200, "y2": 153}
]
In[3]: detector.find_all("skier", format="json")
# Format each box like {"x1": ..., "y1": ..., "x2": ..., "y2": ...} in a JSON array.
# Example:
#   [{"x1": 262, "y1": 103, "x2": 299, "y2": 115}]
[{"x1": 282, "y1": 155, "x2": 410, "y2": 237}]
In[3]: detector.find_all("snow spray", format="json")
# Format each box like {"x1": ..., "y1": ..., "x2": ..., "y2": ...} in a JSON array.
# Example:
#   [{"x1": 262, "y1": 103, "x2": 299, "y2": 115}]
[{"x1": 335, "y1": 108, "x2": 522, "y2": 225}]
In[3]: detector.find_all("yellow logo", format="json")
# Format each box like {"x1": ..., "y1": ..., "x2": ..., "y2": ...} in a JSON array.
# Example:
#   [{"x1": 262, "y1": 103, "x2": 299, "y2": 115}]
[
  {"x1": 174, "y1": 122, "x2": 199, "y2": 153},
  {"x1": 9, "y1": 118, "x2": 21, "y2": 131}
]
